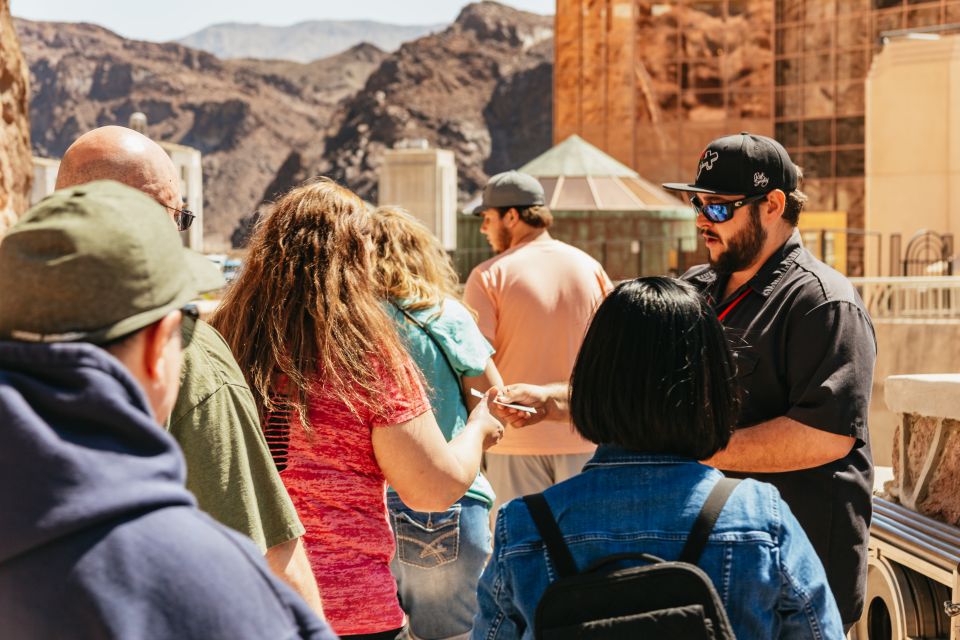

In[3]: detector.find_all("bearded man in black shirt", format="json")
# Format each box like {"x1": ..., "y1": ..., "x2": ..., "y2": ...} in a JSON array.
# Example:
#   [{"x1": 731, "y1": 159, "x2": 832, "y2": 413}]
[
  {"x1": 492, "y1": 132, "x2": 876, "y2": 630},
  {"x1": 663, "y1": 132, "x2": 877, "y2": 630}
]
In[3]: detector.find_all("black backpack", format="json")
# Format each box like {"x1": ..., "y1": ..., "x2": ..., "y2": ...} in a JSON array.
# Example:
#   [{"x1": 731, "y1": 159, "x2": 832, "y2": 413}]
[{"x1": 522, "y1": 477, "x2": 740, "y2": 640}]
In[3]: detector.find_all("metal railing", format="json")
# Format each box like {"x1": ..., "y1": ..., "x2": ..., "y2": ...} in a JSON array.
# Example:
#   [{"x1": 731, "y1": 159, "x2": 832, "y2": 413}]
[
  {"x1": 851, "y1": 276, "x2": 960, "y2": 321},
  {"x1": 451, "y1": 236, "x2": 704, "y2": 282}
]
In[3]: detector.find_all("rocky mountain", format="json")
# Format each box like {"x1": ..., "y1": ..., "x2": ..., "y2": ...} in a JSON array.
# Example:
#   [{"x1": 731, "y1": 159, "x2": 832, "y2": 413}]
[
  {"x1": 18, "y1": 2, "x2": 554, "y2": 250},
  {"x1": 17, "y1": 19, "x2": 385, "y2": 248},
  {"x1": 287, "y1": 2, "x2": 555, "y2": 213},
  {"x1": 233, "y1": 42, "x2": 388, "y2": 106},
  {"x1": 178, "y1": 20, "x2": 443, "y2": 63}
]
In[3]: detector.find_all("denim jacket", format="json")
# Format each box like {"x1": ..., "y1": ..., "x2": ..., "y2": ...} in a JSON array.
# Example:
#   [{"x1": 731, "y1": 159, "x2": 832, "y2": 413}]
[{"x1": 471, "y1": 446, "x2": 844, "y2": 640}]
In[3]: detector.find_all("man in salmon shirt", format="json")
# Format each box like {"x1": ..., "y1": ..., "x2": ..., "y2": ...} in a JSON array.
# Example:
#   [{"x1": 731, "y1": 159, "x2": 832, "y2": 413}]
[{"x1": 464, "y1": 171, "x2": 612, "y2": 514}]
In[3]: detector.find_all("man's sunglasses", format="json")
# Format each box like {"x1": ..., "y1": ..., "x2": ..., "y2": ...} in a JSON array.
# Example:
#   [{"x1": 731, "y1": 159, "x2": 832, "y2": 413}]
[
  {"x1": 690, "y1": 192, "x2": 769, "y2": 223},
  {"x1": 180, "y1": 304, "x2": 200, "y2": 347},
  {"x1": 181, "y1": 304, "x2": 200, "y2": 322},
  {"x1": 163, "y1": 204, "x2": 196, "y2": 232}
]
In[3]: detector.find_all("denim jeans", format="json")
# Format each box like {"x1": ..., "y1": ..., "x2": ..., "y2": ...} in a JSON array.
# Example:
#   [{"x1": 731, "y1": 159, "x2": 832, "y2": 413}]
[{"x1": 388, "y1": 494, "x2": 492, "y2": 640}]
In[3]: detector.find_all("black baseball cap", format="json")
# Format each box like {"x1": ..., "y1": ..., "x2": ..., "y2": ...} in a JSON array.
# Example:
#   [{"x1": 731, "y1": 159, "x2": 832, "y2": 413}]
[{"x1": 662, "y1": 132, "x2": 798, "y2": 197}]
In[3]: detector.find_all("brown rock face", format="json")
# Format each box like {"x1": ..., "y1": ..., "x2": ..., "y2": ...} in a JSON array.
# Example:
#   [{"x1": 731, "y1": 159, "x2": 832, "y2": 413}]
[
  {"x1": 317, "y1": 1, "x2": 554, "y2": 204},
  {"x1": 0, "y1": 0, "x2": 31, "y2": 234},
  {"x1": 17, "y1": 20, "x2": 386, "y2": 250}
]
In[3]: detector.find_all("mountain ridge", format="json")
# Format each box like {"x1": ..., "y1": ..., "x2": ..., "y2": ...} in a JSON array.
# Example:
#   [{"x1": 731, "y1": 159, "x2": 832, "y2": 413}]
[
  {"x1": 177, "y1": 20, "x2": 444, "y2": 63},
  {"x1": 17, "y1": 16, "x2": 386, "y2": 249},
  {"x1": 315, "y1": 1, "x2": 554, "y2": 204},
  {"x1": 18, "y1": 1, "x2": 555, "y2": 251}
]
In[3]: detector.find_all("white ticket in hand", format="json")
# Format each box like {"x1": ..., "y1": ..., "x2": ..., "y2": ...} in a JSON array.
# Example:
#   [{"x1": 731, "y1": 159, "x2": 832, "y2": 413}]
[{"x1": 470, "y1": 388, "x2": 537, "y2": 414}]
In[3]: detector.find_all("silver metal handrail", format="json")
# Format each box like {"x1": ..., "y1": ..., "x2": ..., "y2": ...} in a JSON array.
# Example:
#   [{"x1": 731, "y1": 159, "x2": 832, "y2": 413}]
[{"x1": 851, "y1": 276, "x2": 960, "y2": 320}]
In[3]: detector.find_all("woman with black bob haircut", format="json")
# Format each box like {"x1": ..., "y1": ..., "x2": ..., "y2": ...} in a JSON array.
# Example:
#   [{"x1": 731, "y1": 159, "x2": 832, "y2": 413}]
[
  {"x1": 472, "y1": 277, "x2": 844, "y2": 640},
  {"x1": 570, "y1": 277, "x2": 736, "y2": 459}
]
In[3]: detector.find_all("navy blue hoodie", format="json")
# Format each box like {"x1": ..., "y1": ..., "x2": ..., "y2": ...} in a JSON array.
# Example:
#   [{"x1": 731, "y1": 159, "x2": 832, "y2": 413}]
[{"x1": 0, "y1": 341, "x2": 337, "y2": 640}]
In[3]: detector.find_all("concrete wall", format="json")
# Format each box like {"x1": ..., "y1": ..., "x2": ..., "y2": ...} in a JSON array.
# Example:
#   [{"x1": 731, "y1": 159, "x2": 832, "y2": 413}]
[
  {"x1": 864, "y1": 36, "x2": 960, "y2": 276},
  {"x1": 453, "y1": 209, "x2": 697, "y2": 281},
  {"x1": 870, "y1": 321, "x2": 960, "y2": 466}
]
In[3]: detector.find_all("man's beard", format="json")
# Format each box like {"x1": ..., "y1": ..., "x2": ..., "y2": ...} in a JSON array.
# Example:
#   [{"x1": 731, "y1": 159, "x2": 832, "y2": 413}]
[
  {"x1": 493, "y1": 226, "x2": 511, "y2": 254},
  {"x1": 708, "y1": 205, "x2": 767, "y2": 275}
]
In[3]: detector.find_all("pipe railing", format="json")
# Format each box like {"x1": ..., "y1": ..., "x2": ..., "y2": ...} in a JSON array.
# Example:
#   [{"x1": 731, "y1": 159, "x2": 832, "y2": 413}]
[{"x1": 851, "y1": 276, "x2": 960, "y2": 321}]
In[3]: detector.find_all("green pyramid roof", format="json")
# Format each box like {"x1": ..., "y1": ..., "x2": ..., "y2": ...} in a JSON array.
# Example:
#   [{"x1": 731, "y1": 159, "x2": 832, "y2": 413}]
[
  {"x1": 512, "y1": 135, "x2": 688, "y2": 212},
  {"x1": 519, "y1": 135, "x2": 639, "y2": 178}
]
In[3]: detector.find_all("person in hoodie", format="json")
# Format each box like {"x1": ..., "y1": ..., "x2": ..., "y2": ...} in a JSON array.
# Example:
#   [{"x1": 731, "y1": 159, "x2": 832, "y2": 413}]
[{"x1": 0, "y1": 180, "x2": 336, "y2": 640}]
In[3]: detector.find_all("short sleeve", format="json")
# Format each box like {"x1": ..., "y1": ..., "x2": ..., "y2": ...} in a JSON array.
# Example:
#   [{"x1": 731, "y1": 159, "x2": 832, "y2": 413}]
[
  {"x1": 427, "y1": 299, "x2": 495, "y2": 377},
  {"x1": 785, "y1": 300, "x2": 876, "y2": 442},
  {"x1": 170, "y1": 383, "x2": 305, "y2": 551},
  {"x1": 368, "y1": 357, "x2": 432, "y2": 428},
  {"x1": 463, "y1": 268, "x2": 498, "y2": 343},
  {"x1": 168, "y1": 321, "x2": 304, "y2": 552}
]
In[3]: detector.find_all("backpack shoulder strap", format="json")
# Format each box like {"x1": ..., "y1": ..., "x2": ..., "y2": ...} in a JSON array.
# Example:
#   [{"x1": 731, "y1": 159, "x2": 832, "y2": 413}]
[
  {"x1": 679, "y1": 477, "x2": 741, "y2": 565},
  {"x1": 523, "y1": 493, "x2": 578, "y2": 579}
]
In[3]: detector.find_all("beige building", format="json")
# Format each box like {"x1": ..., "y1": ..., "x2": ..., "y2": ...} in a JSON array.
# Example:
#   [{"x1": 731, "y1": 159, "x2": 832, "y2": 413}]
[
  {"x1": 31, "y1": 157, "x2": 60, "y2": 205},
  {"x1": 865, "y1": 34, "x2": 960, "y2": 276},
  {"x1": 378, "y1": 143, "x2": 458, "y2": 251},
  {"x1": 158, "y1": 141, "x2": 204, "y2": 252}
]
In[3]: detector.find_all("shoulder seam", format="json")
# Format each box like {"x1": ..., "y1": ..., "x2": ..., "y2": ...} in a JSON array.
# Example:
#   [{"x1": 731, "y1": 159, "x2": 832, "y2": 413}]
[{"x1": 169, "y1": 380, "x2": 249, "y2": 431}]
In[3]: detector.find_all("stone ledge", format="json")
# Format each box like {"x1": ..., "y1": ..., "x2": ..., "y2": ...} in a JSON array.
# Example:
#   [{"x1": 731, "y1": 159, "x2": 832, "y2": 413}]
[{"x1": 885, "y1": 374, "x2": 960, "y2": 420}]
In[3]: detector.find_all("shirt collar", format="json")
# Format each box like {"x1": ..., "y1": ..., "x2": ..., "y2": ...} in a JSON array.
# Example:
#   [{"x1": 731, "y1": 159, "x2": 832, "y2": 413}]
[
  {"x1": 747, "y1": 228, "x2": 804, "y2": 298},
  {"x1": 513, "y1": 230, "x2": 553, "y2": 249},
  {"x1": 582, "y1": 444, "x2": 697, "y2": 469}
]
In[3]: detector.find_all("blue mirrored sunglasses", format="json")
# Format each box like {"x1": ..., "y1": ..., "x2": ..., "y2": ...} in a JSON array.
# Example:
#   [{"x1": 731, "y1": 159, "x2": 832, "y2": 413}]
[{"x1": 690, "y1": 192, "x2": 770, "y2": 223}]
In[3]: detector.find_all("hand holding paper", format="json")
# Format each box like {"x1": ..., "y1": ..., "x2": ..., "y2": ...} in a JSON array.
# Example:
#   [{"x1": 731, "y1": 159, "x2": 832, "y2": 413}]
[{"x1": 470, "y1": 388, "x2": 536, "y2": 414}]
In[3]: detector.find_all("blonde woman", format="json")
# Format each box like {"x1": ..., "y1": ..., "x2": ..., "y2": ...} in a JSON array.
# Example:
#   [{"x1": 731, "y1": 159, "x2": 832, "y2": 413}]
[
  {"x1": 372, "y1": 207, "x2": 503, "y2": 640},
  {"x1": 211, "y1": 180, "x2": 503, "y2": 640}
]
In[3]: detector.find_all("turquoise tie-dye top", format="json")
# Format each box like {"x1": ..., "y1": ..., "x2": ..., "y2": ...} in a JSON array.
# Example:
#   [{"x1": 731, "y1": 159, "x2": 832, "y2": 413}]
[{"x1": 386, "y1": 297, "x2": 496, "y2": 508}]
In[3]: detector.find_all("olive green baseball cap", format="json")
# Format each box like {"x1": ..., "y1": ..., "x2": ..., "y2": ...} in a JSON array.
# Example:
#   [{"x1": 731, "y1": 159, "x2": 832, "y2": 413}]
[{"x1": 0, "y1": 180, "x2": 218, "y2": 345}]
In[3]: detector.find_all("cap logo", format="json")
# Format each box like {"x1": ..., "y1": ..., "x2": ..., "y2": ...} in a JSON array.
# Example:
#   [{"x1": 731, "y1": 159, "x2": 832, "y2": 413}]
[
  {"x1": 697, "y1": 150, "x2": 719, "y2": 178},
  {"x1": 753, "y1": 172, "x2": 769, "y2": 188}
]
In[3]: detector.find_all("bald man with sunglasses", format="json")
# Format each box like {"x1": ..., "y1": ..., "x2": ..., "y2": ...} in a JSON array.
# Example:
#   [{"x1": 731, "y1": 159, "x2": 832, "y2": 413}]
[
  {"x1": 663, "y1": 132, "x2": 877, "y2": 630},
  {"x1": 55, "y1": 126, "x2": 323, "y2": 617}
]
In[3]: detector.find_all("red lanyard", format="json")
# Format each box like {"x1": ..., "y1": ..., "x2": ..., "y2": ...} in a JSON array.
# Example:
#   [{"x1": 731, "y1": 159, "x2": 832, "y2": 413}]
[{"x1": 717, "y1": 289, "x2": 751, "y2": 323}]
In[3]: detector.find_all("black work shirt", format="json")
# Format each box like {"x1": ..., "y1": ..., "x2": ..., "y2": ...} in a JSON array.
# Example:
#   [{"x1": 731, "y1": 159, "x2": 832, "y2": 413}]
[{"x1": 683, "y1": 229, "x2": 876, "y2": 624}]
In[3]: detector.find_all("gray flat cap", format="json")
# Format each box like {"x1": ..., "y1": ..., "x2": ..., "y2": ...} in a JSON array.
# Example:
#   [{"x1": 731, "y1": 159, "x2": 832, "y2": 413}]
[{"x1": 472, "y1": 170, "x2": 545, "y2": 215}]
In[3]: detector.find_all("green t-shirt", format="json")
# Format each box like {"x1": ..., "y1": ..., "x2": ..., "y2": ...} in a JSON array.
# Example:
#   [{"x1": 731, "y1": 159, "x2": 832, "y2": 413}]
[
  {"x1": 387, "y1": 297, "x2": 496, "y2": 507},
  {"x1": 167, "y1": 318, "x2": 303, "y2": 551}
]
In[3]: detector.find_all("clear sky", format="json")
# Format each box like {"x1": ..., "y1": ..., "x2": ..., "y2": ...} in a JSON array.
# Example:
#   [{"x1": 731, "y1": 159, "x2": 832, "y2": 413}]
[{"x1": 11, "y1": 0, "x2": 556, "y2": 42}]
